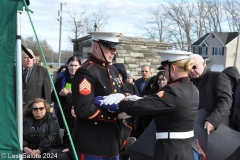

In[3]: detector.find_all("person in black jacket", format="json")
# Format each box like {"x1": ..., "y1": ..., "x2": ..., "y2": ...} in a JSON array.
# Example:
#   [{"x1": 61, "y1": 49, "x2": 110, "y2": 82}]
[
  {"x1": 51, "y1": 56, "x2": 81, "y2": 160},
  {"x1": 103, "y1": 50, "x2": 199, "y2": 160},
  {"x1": 113, "y1": 63, "x2": 139, "y2": 135},
  {"x1": 112, "y1": 63, "x2": 139, "y2": 160},
  {"x1": 22, "y1": 49, "x2": 51, "y2": 106},
  {"x1": 222, "y1": 66, "x2": 240, "y2": 130},
  {"x1": 51, "y1": 56, "x2": 81, "y2": 129},
  {"x1": 134, "y1": 71, "x2": 170, "y2": 139},
  {"x1": 23, "y1": 98, "x2": 61, "y2": 159},
  {"x1": 71, "y1": 32, "x2": 131, "y2": 160},
  {"x1": 189, "y1": 54, "x2": 232, "y2": 153},
  {"x1": 113, "y1": 63, "x2": 139, "y2": 96}
]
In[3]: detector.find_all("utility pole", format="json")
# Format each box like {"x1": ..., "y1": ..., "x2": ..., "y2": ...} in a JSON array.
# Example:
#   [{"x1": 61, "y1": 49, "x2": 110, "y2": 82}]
[{"x1": 58, "y1": 2, "x2": 62, "y2": 68}]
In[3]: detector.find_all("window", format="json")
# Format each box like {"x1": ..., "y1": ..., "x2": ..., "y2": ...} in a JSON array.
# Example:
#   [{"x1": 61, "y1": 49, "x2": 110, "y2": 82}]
[
  {"x1": 194, "y1": 47, "x2": 199, "y2": 54},
  {"x1": 202, "y1": 47, "x2": 207, "y2": 56},
  {"x1": 213, "y1": 47, "x2": 224, "y2": 55},
  {"x1": 214, "y1": 48, "x2": 219, "y2": 55}
]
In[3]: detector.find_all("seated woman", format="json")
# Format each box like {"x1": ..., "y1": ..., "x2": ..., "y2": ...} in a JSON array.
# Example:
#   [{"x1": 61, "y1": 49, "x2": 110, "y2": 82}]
[{"x1": 23, "y1": 98, "x2": 61, "y2": 159}]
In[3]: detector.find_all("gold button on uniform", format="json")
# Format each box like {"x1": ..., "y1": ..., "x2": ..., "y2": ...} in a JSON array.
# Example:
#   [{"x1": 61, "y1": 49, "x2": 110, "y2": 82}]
[
  {"x1": 114, "y1": 118, "x2": 116, "y2": 120},
  {"x1": 113, "y1": 82, "x2": 115, "y2": 85},
  {"x1": 118, "y1": 85, "x2": 121, "y2": 87},
  {"x1": 102, "y1": 63, "x2": 105, "y2": 66},
  {"x1": 114, "y1": 89, "x2": 117, "y2": 93},
  {"x1": 101, "y1": 115, "x2": 104, "y2": 118},
  {"x1": 108, "y1": 117, "x2": 110, "y2": 120},
  {"x1": 94, "y1": 122, "x2": 97, "y2": 125},
  {"x1": 103, "y1": 86, "x2": 106, "y2": 88},
  {"x1": 110, "y1": 76, "x2": 112, "y2": 78}
]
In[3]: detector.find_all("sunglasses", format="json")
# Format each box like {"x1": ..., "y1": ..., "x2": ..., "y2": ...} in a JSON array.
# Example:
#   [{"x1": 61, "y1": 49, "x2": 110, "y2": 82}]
[
  {"x1": 192, "y1": 62, "x2": 203, "y2": 70},
  {"x1": 32, "y1": 107, "x2": 45, "y2": 111},
  {"x1": 192, "y1": 65, "x2": 197, "y2": 70}
]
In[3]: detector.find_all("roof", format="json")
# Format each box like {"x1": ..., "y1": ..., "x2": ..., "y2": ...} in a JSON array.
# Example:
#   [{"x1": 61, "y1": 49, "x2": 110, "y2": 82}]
[
  {"x1": 192, "y1": 32, "x2": 239, "y2": 45},
  {"x1": 192, "y1": 33, "x2": 209, "y2": 45},
  {"x1": 215, "y1": 32, "x2": 238, "y2": 45}
]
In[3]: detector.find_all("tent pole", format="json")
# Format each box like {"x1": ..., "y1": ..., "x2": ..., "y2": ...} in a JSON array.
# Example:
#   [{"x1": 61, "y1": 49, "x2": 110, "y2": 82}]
[{"x1": 16, "y1": 10, "x2": 23, "y2": 160}]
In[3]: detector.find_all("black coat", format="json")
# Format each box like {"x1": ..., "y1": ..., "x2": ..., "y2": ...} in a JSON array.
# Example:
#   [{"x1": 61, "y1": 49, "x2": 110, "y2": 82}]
[
  {"x1": 51, "y1": 73, "x2": 73, "y2": 128},
  {"x1": 71, "y1": 55, "x2": 132, "y2": 157},
  {"x1": 119, "y1": 77, "x2": 199, "y2": 160},
  {"x1": 231, "y1": 80, "x2": 240, "y2": 130},
  {"x1": 51, "y1": 73, "x2": 74, "y2": 149},
  {"x1": 222, "y1": 66, "x2": 240, "y2": 128},
  {"x1": 112, "y1": 63, "x2": 139, "y2": 96},
  {"x1": 23, "y1": 112, "x2": 61, "y2": 153},
  {"x1": 192, "y1": 68, "x2": 232, "y2": 128},
  {"x1": 23, "y1": 64, "x2": 51, "y2": 105}
]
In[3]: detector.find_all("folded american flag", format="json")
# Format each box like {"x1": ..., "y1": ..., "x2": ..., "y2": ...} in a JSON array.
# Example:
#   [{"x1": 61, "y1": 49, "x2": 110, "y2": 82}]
[{"x1": 93, "y1": 96, "x2": 120, "y2": 113}]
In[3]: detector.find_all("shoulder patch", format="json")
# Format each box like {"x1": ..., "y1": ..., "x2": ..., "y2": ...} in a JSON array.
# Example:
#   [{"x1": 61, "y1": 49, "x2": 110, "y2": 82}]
[
  {"x1": 79, "y1": 78, "x2": 91, "y2": 95},
  {"x1": 157, "y1": 91, "x2": 165, "y2": 98}
]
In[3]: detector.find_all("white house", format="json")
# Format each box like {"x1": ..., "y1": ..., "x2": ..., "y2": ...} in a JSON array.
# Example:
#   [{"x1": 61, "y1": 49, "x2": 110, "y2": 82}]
[{"x1": 191, "y1": 32, "x2": 240, "y2": 71}]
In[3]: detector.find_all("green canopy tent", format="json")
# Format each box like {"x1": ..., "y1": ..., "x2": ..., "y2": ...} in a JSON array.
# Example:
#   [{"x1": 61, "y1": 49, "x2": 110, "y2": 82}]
[
  {"x1": 0, "y1": 0, "x2": 23, "y2": 159},
  {"x1": 0, "y1": 1, "x2": 78, "y2": 159}
]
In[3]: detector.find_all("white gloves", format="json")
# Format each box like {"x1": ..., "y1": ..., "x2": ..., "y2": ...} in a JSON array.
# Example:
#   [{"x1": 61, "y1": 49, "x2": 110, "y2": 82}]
[
  {"x1": 118, "y1": 112, "x2": 132, "y2": 120},
  {"x1": 103, "y1": 93, "x2": 125, "y2": 105},
  {"x1": 125, "y1": 95, "x2": 143, "y2": 101}
]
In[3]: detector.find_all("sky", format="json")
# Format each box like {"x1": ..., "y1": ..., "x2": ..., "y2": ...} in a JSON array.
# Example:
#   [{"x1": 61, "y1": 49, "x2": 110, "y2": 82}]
[{"x1": 21, "y1": 0, "x2": 161, "y2": 52}]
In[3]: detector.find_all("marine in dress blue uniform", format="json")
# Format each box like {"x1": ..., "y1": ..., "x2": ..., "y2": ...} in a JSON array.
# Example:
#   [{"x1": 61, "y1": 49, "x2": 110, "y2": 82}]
[{"x1": 71, "y1": 32, "x2": 131, "y2": 160}]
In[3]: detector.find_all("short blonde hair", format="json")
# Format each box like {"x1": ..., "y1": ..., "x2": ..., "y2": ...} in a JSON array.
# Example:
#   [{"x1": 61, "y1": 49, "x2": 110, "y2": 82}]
[{"x1": 23, "y1": 98, "x2": 50, "y2": 117}]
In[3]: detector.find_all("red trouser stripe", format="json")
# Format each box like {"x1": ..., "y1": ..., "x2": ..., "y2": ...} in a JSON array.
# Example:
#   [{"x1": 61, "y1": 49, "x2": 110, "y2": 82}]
[{"x1": 80, "y1": 154, "x2": 84, "y2": 160}]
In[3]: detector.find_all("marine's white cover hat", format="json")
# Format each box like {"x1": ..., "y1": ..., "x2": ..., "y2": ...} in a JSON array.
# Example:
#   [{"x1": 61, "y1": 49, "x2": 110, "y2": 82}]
[
  {"x1": 88, "y1": 31, "x2": 123, "y2": 49},
  {"x1": 157, "y1": 50, "x2": 193, "y2": 70}
]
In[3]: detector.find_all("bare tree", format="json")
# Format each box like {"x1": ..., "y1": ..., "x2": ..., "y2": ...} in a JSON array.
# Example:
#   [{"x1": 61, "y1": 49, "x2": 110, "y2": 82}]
[
  {"x1": 88, "y1": 8, "x2": 110, "y2": 31},
  {"x1": 223, "y1": 0, "x2": 240, "y2": 31},
  {"x1": 22, "y1": 37, "x2": 56, "y2": 63},
  {"x1": 205, "y1": 0, "x2": 223, "y2": 32},
  {"x1": 60, "y1": 50, "x2": 74, "y2": 63},
  {"x1": 67, "y1": 10, "x2": 88, "y2": 39},
  {"x1": 161, "y1": 0, "x2": 195, "y2": 51},
  {"x1": 136, "y1": 5, "x2": 165, "y2": 42},
  {"x1": 65, "y1": 8, "x2": 110, "y2": 43},
  {"x1": 192, "y1": 0, "x2": 211, "y2": 38},
  {"x1": 135, "y1": 0, "x2": 240, "y2": 51}
]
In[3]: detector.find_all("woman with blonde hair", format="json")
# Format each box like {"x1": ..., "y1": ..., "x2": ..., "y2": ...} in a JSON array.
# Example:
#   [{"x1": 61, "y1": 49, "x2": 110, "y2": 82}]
[{"x1": 103, "y1": 50, "x2": 200, "y2": 160}]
